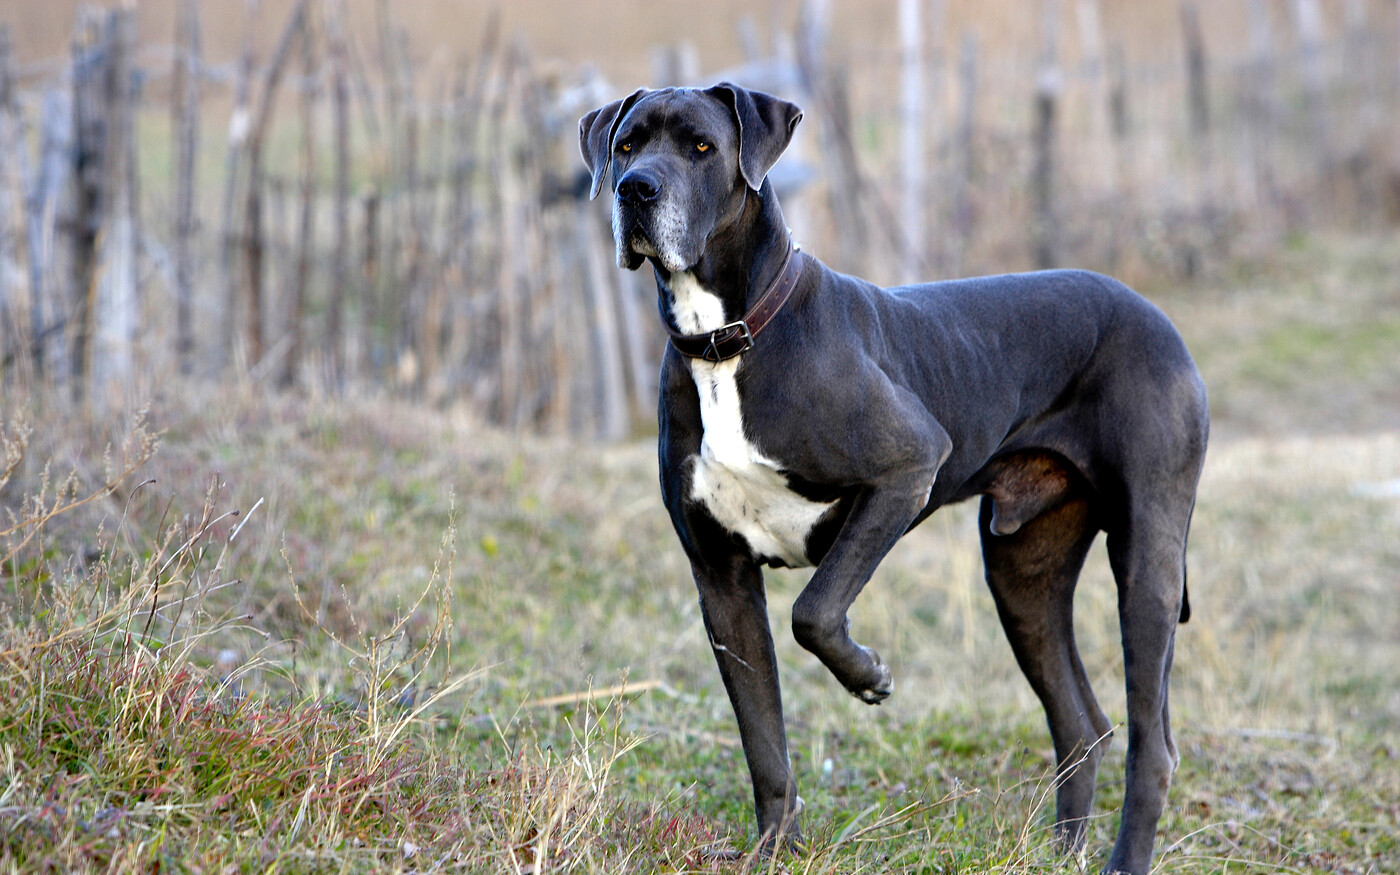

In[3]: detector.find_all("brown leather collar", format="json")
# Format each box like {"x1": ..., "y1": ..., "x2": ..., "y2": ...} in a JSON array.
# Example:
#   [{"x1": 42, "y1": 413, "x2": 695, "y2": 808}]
[{"x1": 663, "y1": 245, "x2": 805, "y2": 362}]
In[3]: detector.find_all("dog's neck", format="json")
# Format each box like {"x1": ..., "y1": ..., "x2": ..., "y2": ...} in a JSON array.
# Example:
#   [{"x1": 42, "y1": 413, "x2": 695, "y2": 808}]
[{"x1": 652, "y1": 182, "x2": 792, "y2": 333}]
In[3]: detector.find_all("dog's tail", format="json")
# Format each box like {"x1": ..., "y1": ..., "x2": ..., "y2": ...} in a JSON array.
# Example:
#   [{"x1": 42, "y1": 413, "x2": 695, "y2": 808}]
[{"x1": 1178, "y1": 502, "x2": 1194, "y2": 624}]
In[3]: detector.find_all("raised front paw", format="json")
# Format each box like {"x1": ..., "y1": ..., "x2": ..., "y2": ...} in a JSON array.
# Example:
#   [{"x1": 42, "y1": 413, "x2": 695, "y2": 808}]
[{"x1": 849, "y1": 645, "x2": 893, "y2": 704}]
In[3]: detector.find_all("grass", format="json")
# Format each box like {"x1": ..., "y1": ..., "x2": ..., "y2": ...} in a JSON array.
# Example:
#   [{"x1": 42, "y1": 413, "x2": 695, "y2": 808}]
[
  {"x1": 1153, "y1": 232, "x2": 1400, "y2": 437},
  {"x1": 2, "y1": 231, "x2": 1399, "y2": 872}
]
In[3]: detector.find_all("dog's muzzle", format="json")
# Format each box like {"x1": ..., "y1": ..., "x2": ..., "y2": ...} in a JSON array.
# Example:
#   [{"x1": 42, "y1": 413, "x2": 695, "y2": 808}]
[{"x1": 614, "y1": 197, "x2": 690, "y2": 271}]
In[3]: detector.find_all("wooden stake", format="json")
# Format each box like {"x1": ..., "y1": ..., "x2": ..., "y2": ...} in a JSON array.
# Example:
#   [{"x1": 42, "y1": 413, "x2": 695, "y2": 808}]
[
  {"x1": 325, "y1": 0, "x2": 350, "y2": 387},
  {"x1": 172, "y1": 0, "x2": 200, "y2": 376},
  {"x1": 898, "y1": 0, "x2": 926, "y2": 284},
  {"x1": 244, "y1": 0, "x2": 306, "y2": 371},
  {"x1": 1032, "y1": 0, "x2": 1060, "y2": 270},
  {"x1": 950, "y1": 31, "x2": 977, "y2": 277},
  {"x1": 218, "y1": 0, "x2": 258, "y2": 374},
  {"x1": 282, "y1": 0, "x2": 318, "y2": 389}
]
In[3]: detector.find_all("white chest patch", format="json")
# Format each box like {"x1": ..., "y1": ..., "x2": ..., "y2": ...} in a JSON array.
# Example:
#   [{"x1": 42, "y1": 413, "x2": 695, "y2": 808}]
[{"x1": 671, "y1": 272, "x2": 835, "y2": 568}]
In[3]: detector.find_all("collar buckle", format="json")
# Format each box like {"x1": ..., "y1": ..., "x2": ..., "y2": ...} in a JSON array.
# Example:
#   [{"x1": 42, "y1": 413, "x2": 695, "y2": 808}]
[{"x1": 702, "y1": 321, "x2": 754, "y2": 362}]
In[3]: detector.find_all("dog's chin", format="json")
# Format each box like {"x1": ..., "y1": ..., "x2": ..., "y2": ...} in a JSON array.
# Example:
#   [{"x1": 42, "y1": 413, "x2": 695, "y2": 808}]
[
  {"x1": 616, "y1": 234, "x2": 655, "y2": 271},
  {"x1": 616, "y1": 233, "x2": 695, "y2": 274}
]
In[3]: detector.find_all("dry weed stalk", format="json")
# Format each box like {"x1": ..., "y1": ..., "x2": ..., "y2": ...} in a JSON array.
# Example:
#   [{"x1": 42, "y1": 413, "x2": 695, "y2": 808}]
[
  {"x1": 1, "y1": 409, "x2": 159, "y2": 565},
  {"x1": 289, "y1": 490, "x2": 485, "y2": 772},
  {"x1": 473, "y1": 687, "x2": 648, "y2": 873}
]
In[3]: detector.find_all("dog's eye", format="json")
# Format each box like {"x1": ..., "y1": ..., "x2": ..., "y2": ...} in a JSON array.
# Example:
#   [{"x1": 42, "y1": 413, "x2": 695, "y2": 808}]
[
  {"x1": 695, "y1": 141, "x2": 710, "y2": 153},
  {"x1": 619, "y1": 142, "x2": 632, "y2": 153}
]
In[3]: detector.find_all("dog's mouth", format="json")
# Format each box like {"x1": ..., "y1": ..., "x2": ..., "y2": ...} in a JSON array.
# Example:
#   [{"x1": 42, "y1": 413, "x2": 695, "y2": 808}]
[
  {"x1": 614, "y1": 204, "x2": 656, "y2": 262},
  {"x1": 613, "y1": 200, "x2": 697, "y2": 273},
  {"x1": 627, "y1": 231, "x2": 659, "y2": 259}
]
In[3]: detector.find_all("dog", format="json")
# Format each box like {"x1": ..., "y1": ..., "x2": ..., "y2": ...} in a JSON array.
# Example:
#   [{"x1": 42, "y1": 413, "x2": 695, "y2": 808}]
[{"x1": 579, "y1": 82, "x2": 1208, "y2": 875}]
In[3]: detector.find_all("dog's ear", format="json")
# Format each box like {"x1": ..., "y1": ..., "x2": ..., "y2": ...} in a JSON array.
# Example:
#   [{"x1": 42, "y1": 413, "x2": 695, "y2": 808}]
[
  {"x1": 705, "y1": 82, "x2": 803, "y2": 192},
  {"x1": 579, "y1": 88, "x2": 648, "y2": 201}
]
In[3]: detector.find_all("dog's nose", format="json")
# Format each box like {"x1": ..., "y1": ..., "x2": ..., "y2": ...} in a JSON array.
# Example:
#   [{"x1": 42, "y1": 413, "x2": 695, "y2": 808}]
[{"x1": 618, "y1": 170, "x2": 661, "y2": 204}]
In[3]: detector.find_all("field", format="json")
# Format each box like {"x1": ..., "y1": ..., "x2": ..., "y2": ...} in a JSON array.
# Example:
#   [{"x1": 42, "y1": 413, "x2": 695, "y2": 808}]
[{"x1": 3, "y1": 231, "x2": 1399, "y2": 872}]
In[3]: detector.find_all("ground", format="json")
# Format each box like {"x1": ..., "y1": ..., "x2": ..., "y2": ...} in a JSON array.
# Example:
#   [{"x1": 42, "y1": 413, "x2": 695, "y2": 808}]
[{"x1": 1, "y1": 232, "x2": 1397, "y2": 872}]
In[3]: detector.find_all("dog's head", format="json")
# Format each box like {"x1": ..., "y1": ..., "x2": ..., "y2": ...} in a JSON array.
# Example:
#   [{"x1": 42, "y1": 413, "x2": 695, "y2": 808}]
[{"x1": 579, "y1": 83, "x2": 802, "y2": 272}]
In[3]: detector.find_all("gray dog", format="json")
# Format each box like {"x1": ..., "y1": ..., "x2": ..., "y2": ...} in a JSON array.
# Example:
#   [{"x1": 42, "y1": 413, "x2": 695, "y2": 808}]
[{"x1": 579, "y1": 82, "x2": 1207, "y2": 875}]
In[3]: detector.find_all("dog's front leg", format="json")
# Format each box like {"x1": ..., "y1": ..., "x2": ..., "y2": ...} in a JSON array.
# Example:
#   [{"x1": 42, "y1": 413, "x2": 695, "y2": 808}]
[
  {"x1": 792, "y1": 469, "x2": 942, "y2": 704},
  {"x1": 693, "y1": 554, "x2": 803, "y2": 850},
  {"x1": 791, "y1": 396, "x2": 951, "y2": 702}
]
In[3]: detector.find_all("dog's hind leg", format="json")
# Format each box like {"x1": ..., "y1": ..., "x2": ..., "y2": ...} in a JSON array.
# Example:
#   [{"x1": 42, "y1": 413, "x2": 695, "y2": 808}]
[
  {"x1": 979, "y1": 492, "x2": 1111, "y2": 856},
  {"x1": 1103, "y1": 505, "x2": 1191, "y2": 875}
]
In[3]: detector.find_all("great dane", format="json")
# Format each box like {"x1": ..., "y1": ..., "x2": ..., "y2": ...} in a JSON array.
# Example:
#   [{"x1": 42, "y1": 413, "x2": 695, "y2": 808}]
[{"x1": 579, "y1": 83, "x2": 1208, "y2": 875}]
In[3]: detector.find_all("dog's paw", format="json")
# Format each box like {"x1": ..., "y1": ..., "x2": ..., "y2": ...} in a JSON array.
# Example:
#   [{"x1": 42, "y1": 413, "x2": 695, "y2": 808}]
[
  {"x1": 755, "y1": 802, "x2": 806, "y2": 857},
  {"x1": 850, "y1": 647, "x2": 893, "y2": 704}
]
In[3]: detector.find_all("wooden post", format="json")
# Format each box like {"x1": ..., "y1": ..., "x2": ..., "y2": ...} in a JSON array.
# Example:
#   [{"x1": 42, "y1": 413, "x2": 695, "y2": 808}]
[
  {"x1": 0, "y1": 26, "x2": 17, "y2": 371},
  {"x1": 491, "y1": 57, "x2": 523, "y2": 426},
  {"x1": 1290, "y1": 0, "x2": 1329, "y2": 172},
  {"x1": 376, "y1": 0, "x2": 404, "y2": 370},
  {"x1": 510, "y1": 41, "x2": 554, "y2": 428},
  {"x1": 28, "y1": 91, "x2": 70, "y2": 380},
  {"x1": 1343, "y1": 0, "x2": 1380, "y2": 221},
  {"x1": 0, "y1": 24, "x2": 45, "y2": 378},
  {"x1": 1181, "y1": 3, "x2": 1209, "y2": 140},
  {"x1": 219, "y1": 0, "x2": 257, "y2": 373},
  {"x1": 615, "y1": 257, "x2": 655, "y2": 430},
  {"x1": 447, "y1": 59, "x2": 471, "y2": 247},
  {"x1": 360, "y1": 189, "x2": 380, "y2": 376},
  {"x1": 281, "y1": 1, "x2": 318, "y2": 389},
  {"x1": 1104, "y1": 40, "x2": 1130, "y2": 269},
  {"x1": 89, "y1": 9, "x2": 140, "y2": 397},
  {"x1": 395, "y1": 26, "x2": 425, "y2": 387},
  {"x1": 63, "y1": 8, "x2": 137, "y2": 397},
  {"x1": 361, "y1": 186, "x2": 383, "y2": 372},
  {"x1": 578, "y1": 201, "x2": 627, "y2": 440},
  {"x1": 443, "y1": 20, "x2": 498, "y2": 402},
  {"x1": 172, "y1": 0, "x2": 200, "y2": 376},
  {"x1": 69, "y1": 9, "x2": 106, "y2": 399},
  {"x1": 1032, "y1": 0, "x2": 1060, "y2": 270},
  {"x1": 1181, "y1": 0, "x2": 1213, "y2": 247},
  {"x1": 898, "y1": 0, "x2": 926, "y2": 284},
  {"x1": 418, "y1": 73, "x2": 450, "y2": 396},
  {"x1": 1105, "y1": 39, "x2": 1134, "y2": 273},
  {"x1": 950, "y1": 31, "x2": 976, "y2": 277},
  {"x1": 1108, "y1": 41, "x2": 1130, "y2": 170},
  {"x1": 1344, "y1": 0, "x2": 1377, "y2": 132},
  {"x1": 450, "y1": 13, "x2": 496, "y2": 244},
  {"x1": 243, "y1": 0, "x2": 306, "y2": 371},
  {"x1": 1245, "y1": 0, "x2": 1278, "y2": 207},
  {"x1": 798, "y1": 0, "x2": 867, "y2": 276},
  {"x1": 1076, "y1": 0, "x2": 1113, "y2": 194},
  {"x1": 326, "y1": 0, "x2": 350, "y2": 387},
  {"x1": 928, "y1": 0, "x2": 946, "y2": 269}
]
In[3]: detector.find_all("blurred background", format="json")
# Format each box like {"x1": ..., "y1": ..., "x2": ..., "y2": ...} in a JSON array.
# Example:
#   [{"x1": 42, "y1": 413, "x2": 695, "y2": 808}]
[{"x1": 0, "y1": 0, "x2": 1396, "y2": 436}]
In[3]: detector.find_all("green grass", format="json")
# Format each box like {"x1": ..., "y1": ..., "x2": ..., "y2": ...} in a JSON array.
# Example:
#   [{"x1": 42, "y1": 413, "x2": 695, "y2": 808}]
[
  {"x1": 2, "y1": 233, "x2": 1399, "y2": 872},
  {"x1": 1154, "y1": 231, "x2": 1400, "y2": 437}
]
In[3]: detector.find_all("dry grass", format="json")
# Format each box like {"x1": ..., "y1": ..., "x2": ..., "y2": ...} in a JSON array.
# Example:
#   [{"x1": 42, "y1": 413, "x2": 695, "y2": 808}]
[{"x1": 2, "y1": 232, "x2": 1398, "y2": 872}]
